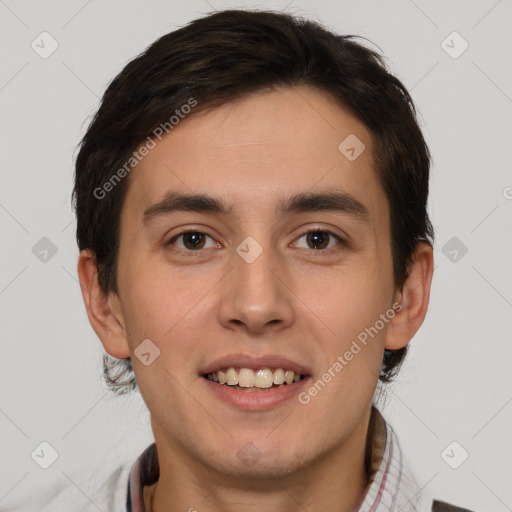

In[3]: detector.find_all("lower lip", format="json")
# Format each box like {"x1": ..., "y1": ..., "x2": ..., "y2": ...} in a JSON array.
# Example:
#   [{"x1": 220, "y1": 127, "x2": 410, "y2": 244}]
[{"x1": 200, "y1": 376, "x2": 310, "y2": 411}]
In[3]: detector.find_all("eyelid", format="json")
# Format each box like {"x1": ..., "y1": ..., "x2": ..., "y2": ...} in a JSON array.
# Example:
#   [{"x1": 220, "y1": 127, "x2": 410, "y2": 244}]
[
  {"x1": 165, "y1": 224, "x2": 220, "y2": 242},
  {"x1": 291, "y1": 221, "x2": 348, "y2": 240}
]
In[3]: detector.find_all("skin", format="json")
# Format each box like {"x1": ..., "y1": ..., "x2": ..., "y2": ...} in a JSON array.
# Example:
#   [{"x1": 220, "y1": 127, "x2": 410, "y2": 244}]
[{"x1": 78, "y1": 85, "x2": 433, "y2": 512}]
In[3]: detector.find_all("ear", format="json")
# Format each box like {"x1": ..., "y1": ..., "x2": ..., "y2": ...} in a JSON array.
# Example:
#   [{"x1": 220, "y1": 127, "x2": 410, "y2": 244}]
[
  {"x1": 76, "y1": 249, "x2": 131, "y2": 359},
  {"x1": 384, "y1": 242, "x2": 434, "y2": 350}
]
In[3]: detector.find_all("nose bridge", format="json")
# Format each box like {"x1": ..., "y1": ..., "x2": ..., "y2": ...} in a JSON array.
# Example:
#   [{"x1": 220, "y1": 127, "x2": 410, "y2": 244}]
[
  {"x1": 218, "y1": 235, "x2": 295, "y2": 333},
  {"x1": 236, "y1": 238, "x2": 277, "y2": 294}
]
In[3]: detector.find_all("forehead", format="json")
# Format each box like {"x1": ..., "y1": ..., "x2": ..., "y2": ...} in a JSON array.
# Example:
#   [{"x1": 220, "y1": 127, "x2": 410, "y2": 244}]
[{"x1": 122, "y1": 85, "x2": 387, "y2": 226}]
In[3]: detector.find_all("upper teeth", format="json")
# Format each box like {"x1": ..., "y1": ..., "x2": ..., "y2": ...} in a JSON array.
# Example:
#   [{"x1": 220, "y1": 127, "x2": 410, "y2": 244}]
[{"x1": 205, "y1": 368, "x2": 302, "y2": 388}]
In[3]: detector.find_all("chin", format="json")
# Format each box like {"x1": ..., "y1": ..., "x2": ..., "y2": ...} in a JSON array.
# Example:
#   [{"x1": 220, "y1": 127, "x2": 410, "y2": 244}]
[{"x1": 202, "y1": 438, "x2": 317, "y2": 480}]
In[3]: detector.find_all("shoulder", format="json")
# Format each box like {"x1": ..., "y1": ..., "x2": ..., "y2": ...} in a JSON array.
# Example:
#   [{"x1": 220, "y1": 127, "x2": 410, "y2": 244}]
[
  {"x1": 32, "y1": 459, "x2": 133, "y2": 512},
  {"x1": 92, "y1": 458, "x2": 134, "y2": 511},
  {"x1": 431, "y1": 499, "x2": 476, "y2": 512}
]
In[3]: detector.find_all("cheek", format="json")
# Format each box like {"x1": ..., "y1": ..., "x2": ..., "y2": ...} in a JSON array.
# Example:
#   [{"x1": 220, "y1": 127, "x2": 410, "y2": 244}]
[
  {"x1": 121, "y1": 261, "x2": 204, "y2": 334},
  {"x1": 298, "y1": 270, "x2": 392, "y2": 401},
  {"x1": 299, "y1": 291, "x2": 387, "y2": 415},
  {"x1": 122, "y1": 271, "x2": 209, "y2": 416},
  {"x1": 300, "y1": 264, "x2": 391, "y2": 341}
]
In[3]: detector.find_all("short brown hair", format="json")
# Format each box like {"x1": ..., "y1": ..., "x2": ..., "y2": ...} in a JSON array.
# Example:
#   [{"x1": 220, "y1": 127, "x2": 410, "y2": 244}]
[{"x1": 73, "y1": 9, "x2": 434, "y2": 394}]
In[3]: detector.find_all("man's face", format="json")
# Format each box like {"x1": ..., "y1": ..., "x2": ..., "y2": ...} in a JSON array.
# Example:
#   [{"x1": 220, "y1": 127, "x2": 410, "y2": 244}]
[{"x1": 113, "y1": 86, "x2": 396, "y2": 476}]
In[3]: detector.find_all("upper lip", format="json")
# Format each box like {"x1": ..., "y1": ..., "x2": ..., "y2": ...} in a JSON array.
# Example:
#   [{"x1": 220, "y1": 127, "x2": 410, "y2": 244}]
[{"x1": 200, "y1": 353, "x2": 311, "y2": 376}]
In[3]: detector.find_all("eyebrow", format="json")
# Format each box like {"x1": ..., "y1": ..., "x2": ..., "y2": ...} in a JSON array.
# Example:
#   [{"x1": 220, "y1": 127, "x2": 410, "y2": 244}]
[{"x1": 142, "y1": 189, "x2": 370, "y2": 225}]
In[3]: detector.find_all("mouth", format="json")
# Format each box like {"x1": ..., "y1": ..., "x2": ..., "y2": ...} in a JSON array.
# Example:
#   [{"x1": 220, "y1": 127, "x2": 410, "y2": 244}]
[
  {"x1": 199, "y1": 355, "x2": 311, "y2": 410},
  {"x1": 203, "y1": 367, "x2": 307, "y2": 391}
]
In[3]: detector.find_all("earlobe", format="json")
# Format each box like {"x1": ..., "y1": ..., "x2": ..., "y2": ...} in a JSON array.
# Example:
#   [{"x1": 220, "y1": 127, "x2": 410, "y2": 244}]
[
  {"x1": 384, "y1": 242, "x2": 434, "y2": 350},
  {"x1": 76, "y1": 249, "x2": 131, "y2": 359}
]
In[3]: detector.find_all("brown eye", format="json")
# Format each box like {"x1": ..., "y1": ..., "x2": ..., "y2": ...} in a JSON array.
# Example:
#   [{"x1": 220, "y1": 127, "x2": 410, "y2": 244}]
[
  {"x1": 306, "y1": 231, "x2": 329, "y2": 249},
  {"x1": 294, "y1": 230, "x2": 344, "y2": 251},
  {"x1": 182, "y1": 232, "x2": 206, "y2": 250},
  {"x1": 167, "y1": 231, "x2": 217, "y2": 251}
]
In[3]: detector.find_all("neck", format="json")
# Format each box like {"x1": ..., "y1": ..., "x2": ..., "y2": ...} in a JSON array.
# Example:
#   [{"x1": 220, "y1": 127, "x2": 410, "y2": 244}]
[{"x1": 147, "y1": 407, "x2": 377, "y2": 512}]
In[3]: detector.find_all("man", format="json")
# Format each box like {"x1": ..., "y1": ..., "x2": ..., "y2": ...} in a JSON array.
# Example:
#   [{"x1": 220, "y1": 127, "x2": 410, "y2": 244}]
[{"x1": 74, "y1": 9, "x2": 474, "y2": 512}]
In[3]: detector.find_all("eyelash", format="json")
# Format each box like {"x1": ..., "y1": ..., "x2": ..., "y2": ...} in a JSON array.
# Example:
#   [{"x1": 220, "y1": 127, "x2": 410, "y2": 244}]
[{"x1": 166, "y1": 229, "x2": 346, "y2": 253}]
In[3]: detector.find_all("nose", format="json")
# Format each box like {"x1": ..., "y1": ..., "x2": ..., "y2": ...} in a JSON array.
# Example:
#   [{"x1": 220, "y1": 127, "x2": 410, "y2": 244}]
[{"x1": 217, "y1": 242, "x2": 295, "y2": 336}]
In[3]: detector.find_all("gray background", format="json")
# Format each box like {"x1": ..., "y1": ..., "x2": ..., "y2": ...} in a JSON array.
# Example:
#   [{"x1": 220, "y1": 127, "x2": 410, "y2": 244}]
[{"x1": 1, "y1": 0, "x2": 511, "y2": 510}]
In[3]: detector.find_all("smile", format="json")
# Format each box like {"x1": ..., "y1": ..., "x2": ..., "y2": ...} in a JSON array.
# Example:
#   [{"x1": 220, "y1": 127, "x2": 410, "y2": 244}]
[{"x1": 204, "y1": 367, "x2": 306, "y2": 391}]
